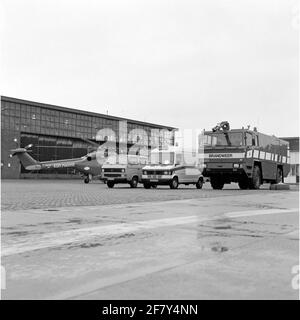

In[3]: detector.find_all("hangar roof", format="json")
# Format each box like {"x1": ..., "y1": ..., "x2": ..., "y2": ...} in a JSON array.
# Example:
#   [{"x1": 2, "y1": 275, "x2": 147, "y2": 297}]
[{"x1": 1, "y1": 96, "x2": 176, "y2": 131}]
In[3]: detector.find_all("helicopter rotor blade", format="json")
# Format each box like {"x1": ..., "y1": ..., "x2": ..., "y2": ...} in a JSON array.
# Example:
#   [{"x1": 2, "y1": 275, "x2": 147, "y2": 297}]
[{"x1": 80, "y1": 137, "x2": 101, "y2": 150}]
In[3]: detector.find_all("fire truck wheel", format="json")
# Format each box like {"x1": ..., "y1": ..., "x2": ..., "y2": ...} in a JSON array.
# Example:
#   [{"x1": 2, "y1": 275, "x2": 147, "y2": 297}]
[
  {"x1": 84, "y1": 176, "x2": 90, "y2": 184},
  {"x1": 107, "y1": 181, "x2": 115, "y2": 188},
  {"x1": 130, "y1": 176, "x2": 138, "y2": 188},
  {"x1": 170, "y1": 177, "x2": 179, "y2": 189},
  {"x1": 143, "y1": 183, "x2": 151, "y2": 189},
  {"x1": 210, "y1": 177, "x2": 224, "y2": 190},
  {"x1": 276, "y1": 167, "x2": 283, "y2": 184},
  {"x1": 249, "y1": 165, "x2": 261, "y2": 189},
  {"x1": 196, "y1": 178, "x2": 203, "y2": 189},
  {"x1": 238, "y1": 179, "x2": 249, "y2": 189}
]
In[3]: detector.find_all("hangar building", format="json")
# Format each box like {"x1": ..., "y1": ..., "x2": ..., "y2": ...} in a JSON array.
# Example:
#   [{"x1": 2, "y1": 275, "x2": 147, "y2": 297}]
[{"x1": 1, "y1": 96, "x2": 175, "y2": 179}]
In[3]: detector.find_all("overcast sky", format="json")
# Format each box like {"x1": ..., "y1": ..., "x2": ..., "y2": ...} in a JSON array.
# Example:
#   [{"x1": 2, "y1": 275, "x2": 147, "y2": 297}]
[{"x1": 0, "y1": 0, "x2": 299, "y2": 137}]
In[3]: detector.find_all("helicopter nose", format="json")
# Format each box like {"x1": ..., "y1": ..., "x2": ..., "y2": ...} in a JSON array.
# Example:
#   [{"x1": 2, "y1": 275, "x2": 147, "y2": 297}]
[{"x1": 86, "y1": 153, "x2": 96, "y2": 161}]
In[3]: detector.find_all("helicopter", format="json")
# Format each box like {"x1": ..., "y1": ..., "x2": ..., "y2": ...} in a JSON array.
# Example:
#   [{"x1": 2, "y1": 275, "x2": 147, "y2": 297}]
[{"x1": 10, "y1": 139, "x2": 103, "y2": 183}]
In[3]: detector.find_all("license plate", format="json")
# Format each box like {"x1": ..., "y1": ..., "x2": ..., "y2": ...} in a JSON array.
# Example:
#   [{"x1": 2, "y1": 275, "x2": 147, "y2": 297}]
[
  {"x1": 150, "y1": 179, "x2": 158, "y2": 182},
  {"x1": 107, "y1": 178, "x2": 114, "y2": 180}
]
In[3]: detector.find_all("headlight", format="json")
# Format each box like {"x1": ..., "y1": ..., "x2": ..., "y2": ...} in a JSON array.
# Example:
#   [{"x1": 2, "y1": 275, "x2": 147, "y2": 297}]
[
  {"x1": 143, "y1": 171, "x2": 147, "y2": 175},
  {"x1": 233, "y1": 163, "x2": 240, "y2": 168},
  {"x1": 122, "y1": 168, "x2": 125, "y2": 172},
  {"x1": 163, "y1": 171, "x2": 170, "y2": 175},
  {"x1": 102, "y1": 169, "x2": 105, "y2": 172}
]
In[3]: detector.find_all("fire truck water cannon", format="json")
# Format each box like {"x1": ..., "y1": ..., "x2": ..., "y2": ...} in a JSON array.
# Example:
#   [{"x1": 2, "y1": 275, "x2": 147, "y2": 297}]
[{"x1": 212, "y1": 121, "x2": 230, "y2": 132}]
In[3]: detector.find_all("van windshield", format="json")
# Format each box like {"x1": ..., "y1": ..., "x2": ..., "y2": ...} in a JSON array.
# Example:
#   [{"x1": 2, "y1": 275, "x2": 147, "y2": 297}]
[
  {"x1": 204, "y1": 132, "x2": 244, "y2": 147},
  {"x1": 104, "y1": 155, "x2": 117, "y2": 164},
  {"x1": 150, "y1": 152, "x2": 175, "y2": 165}
]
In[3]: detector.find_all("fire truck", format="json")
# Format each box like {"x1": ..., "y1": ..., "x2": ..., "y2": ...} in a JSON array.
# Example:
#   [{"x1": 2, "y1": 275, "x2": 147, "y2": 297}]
[{"x1": 203, "y1": 121, "x2": 290, "y2": 190}]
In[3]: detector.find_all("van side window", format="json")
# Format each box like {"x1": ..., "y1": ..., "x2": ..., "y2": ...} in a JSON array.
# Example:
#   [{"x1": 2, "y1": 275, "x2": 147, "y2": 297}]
[{"x1": 176, "y1": 154, "x2": 182, "y2": 165}]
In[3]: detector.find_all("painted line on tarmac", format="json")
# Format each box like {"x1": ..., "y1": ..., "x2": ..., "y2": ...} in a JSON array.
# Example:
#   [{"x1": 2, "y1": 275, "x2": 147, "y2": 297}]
[
  {"x1": 225, "y1": 208, "x2": 298, "y2": 218},
  {"x1": 2, "y1": 208, "x2": 298, "y2": 257},
  {"x1": 2, "y1": 216, "x2": 198, "y2": 256}
]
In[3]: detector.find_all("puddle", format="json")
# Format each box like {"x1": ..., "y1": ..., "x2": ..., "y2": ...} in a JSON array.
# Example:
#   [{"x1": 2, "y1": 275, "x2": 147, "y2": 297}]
[
  {"x1": 211, "y1": 246, "x2": 229, "y2": 253},
  {"x1": 60, "y1": 231, "x2": 152, "y2": 251},
  {"x1": 66, "y1": 218, "x2": 83, "y2": 224},
  {"x1": 79, "y1": 243, "x2": 104, "y2": 248},
  {"x1": 6, "y1": 231, "x2": 29, "y2": 236},
  {"x1": 117, "y1": 233, "x2": 135, "y2": 239},
  {"x1": 214, "y1": 225, "x2": 232, "y2": 230},
  {"x1": 210, "y1": 242, "x2": 229, "y2": 253},
  {"x1": 44, "y1": 209, "x2": 59, "y2": 212}
]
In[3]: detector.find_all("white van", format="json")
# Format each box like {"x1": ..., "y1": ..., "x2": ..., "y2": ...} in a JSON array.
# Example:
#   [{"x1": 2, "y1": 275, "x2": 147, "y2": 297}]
[
  {"x1": 141, "y1": 146, "x2": 204, "y2": 189},
  {"x1": 101, "y1": 154, "x2": 148, "y2": 188}
]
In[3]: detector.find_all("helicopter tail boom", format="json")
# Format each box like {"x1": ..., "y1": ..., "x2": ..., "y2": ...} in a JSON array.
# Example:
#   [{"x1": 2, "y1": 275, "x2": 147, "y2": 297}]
[{"x1": 10, "y1": 148, "x2": 42, "y2": 170}]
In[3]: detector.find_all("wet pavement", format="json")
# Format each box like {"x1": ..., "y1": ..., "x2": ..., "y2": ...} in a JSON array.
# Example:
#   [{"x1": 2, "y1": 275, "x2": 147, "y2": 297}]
[
  {"x1": 1, "y1": 179, "x2": 297, "y2": 211},
  {"x1": 1, "y1": 180, "x2": 299, "y2": 299}
]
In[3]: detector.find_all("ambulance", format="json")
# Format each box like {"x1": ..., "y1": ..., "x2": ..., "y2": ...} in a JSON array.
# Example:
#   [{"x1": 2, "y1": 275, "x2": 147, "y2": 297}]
[{"x1": 141, "y1": 146, "x2": 204, "y2": 189}]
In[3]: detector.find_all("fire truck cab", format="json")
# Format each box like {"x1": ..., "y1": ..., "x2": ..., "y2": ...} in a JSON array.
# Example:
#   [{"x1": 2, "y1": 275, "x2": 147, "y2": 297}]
[{"x1": 203, "y1": 122, "x2": 290, "y2": 190}]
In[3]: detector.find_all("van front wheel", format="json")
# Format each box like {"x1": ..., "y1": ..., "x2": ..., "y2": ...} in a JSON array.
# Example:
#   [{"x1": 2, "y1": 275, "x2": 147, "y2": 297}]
[
  {"x1": 130, "y1": 176, "x2": 138, "y2": 188},
  {"x1": 170, "y1": 177, "x2": 179, "y2": 189},
  {"x1": 196, "y1": 178, "x2": 203, "y2": 189},
  {"x1": 107, "y1": 181, "x2": 114, "y2": 188}
]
